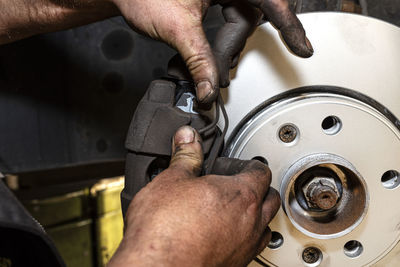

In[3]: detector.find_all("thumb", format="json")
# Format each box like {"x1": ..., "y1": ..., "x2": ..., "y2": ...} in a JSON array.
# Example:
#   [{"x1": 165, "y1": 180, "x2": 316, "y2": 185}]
[
  {"x1": 172, "y1": 23, "x2": 219, "y2": 105},
  {"x1": 169, "y1": 126, "x2": 204, "y2": 177}
]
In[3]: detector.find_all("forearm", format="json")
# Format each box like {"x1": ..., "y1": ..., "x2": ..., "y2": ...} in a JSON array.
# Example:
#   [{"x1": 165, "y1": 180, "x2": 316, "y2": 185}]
[{"x1": 0, "y1": 0, "x2": 119, "y2": 44}]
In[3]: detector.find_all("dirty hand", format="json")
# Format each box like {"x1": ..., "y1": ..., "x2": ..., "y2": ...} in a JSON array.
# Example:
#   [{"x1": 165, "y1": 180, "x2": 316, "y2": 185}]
[
  {"x1": 1, "y1": 0, "x2": 312, "y2": 103},
  {"x1": 108, "y1": 126, "x2": 280, "y2": 267},
  {"x1": 113, "y1": 0, "x2": 314, "y2": 103}
]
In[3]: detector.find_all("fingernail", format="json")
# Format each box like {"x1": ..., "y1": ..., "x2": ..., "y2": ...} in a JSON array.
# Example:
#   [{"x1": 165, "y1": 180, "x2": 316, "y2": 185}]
[
  {"x1": 174, "y1": 126, "x2": 195, "y2": 146},
  {"x1": 196, "y1": 81, "x2": 213, "y2": 102},
  {"x1": 305, "y1": 37, "x2": 314, "y2": 54}
]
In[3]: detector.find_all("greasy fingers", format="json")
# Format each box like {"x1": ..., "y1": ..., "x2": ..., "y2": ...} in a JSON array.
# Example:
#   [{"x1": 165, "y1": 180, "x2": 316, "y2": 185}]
[
  {"x1": 212, "y1": 158, "x2": 272, "y2": 203},
  {"x1": 211, "y1": 157, "x2": 256, "y2": 176},
  {"x1": 261, "y1": 187, "x2": 281, "y2": 226},
  {"x1": 237, "y1": 160, "x2": 272, "y2": 202},
  {"x1": 252, "y1": 189, "x2": 280, "y2": 255},
  {"x1": 169, "y1": 126, "x2": 204, "y2": 177},
  {"x1": 247, "y1": 0, "x2": 314, "y2": 57},
  {"x1": 172, "y1": 22, "x2": 219, "y2": 104},
  {"x1": 213, "y1": 2, "x2": 262, "y2": 87},
  {"x1": 114, "y1": 0, "x2": 218, "y2": 104},
  {"x1": 214, "y1": 2, "x2": 263, "y2": 87},
  {"x1": 255, "y1": 226, "x2": 272, "y2": 255}
]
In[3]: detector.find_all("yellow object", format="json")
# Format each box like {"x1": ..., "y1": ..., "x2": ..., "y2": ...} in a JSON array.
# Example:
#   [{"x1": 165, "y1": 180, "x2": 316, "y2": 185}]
[
  {"x1": 91, "y1": 177, "x2": 125, "y2": 266},
  {"x1": 22, "y1": 176, "x2": 125, "y2": 267},
  {"x1": 24, "y1": 190, "x2": 89, "y2": 227},
  {"x1": 47, "y1": 219, "x2": 93, "y2": 267}
]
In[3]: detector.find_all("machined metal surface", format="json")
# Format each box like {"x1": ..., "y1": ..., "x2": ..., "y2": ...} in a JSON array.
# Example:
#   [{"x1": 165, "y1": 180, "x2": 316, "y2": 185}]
[
  {"x1": 221, "y1": 13, "x2": 400, "y2": 266},
  {"x1": 226, "y1": 92, "x2": 400, "y2": 266},
  {"x1": 280, "y1": 152, "x2": 368, "y2": 240}
]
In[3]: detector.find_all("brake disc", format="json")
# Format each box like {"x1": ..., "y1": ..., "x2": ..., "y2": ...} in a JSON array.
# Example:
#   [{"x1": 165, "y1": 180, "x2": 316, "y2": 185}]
[{"x1": 221, "y1": 13, "x2": 400, "y2": 266}]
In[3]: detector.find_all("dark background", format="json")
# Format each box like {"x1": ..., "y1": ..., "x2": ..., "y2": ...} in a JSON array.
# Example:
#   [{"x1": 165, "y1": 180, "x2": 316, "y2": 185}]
[{"x1": 0, "y1": 0, "x2": 399, "y2": 186}]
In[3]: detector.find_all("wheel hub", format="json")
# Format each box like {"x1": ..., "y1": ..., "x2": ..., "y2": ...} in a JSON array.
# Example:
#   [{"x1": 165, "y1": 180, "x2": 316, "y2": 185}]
[
  {"x1": 221, "y1": 12, "x2": 400, "y2": 266},
  {"x1": 225, "y1": 91, "x2": 400, "y2": 266}
]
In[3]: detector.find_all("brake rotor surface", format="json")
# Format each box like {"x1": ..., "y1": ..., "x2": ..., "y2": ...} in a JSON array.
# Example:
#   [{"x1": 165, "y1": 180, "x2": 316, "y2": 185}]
[{"x1": 221, "y1": 13, "x2": 400, "y2": 266}]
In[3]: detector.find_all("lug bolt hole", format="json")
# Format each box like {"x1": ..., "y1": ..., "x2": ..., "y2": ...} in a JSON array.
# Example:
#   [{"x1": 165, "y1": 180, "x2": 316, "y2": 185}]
[
  {"x1": 344, "y1": 240, "x2": 363, "y2": 258},
  {"x1": 252, "y1": 156, "x2": 269, "y2": 166},
  {"x1": 322, "y1": 116, "x2": 342, "y2": 135},
  {"x1": 267, "y1": 231, "x2": 283, "y2": 250},
  {"x1": 302, "y1": 247, "x2": 323, "y2": 266},
  {"x1": 381, "y1": 170, "x2": 400, "y2": 189}
]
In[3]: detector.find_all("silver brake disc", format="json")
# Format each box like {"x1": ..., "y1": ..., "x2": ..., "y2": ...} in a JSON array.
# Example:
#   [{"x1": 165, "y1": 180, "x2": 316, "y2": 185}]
[{"x1": 220, "y1": 13, "x2": 400, "y2": 266}]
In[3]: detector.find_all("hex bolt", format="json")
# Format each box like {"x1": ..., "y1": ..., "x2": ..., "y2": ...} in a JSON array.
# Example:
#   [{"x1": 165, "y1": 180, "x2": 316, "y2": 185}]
[
  {"x1": 302, "y1": 177, "x2": 341, "y2": 210},
  {"x1": 310, "y1": 185, "x2": 338, "y2": 210},
  {"x1": 279, "y1": 124, "x2": 297, "y2": 143},
  {"x1": 302, "y1": 247, "x2": 322, "y2": 265}
]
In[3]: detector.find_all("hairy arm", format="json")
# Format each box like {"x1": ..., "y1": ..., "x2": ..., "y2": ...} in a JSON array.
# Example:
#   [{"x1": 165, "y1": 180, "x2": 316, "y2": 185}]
[
  {"x1": 0, "y1": 0, "x2": 118, "y2": 44},
  {"x1": 0, "y1": 0, "x2": 312, "y2": 104}
]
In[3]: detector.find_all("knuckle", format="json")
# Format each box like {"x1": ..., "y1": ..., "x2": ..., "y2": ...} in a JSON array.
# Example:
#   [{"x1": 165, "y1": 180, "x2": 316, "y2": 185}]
[
  {"x1": 185, "y1": 51, "x2": 213, "y2": 76},
  {"x1": 172, "y1": 144, "x2": 200, "y2": 158},
  {"x1": 197, "y1": 181, "x2": 222, "y2": 203},
  {"x1": 240, "y1": 186, "x2": 259, "y2": 205},
  {"x1": 205, "y1": 186, "x2": 221, "y2": 202},
  {"x1": 171, "y1": 155, "x2": 202, "y2": 172},
  {"x1": 171, "y1": 151, "x2": 201, "y2": 164}
]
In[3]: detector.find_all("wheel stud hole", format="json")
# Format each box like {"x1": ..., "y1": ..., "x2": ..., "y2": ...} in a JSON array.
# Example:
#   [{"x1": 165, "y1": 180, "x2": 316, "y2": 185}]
[
  {"x1": 381, "y1": 170, "x2": 400, "y2": 189},
  {"x1": 344, "y1": 240, "x2": 363, "y2": 258},
  {"x1": 322, "y1": 116, "x2": 342, "y2": 135},
  {"x1": 267, "y1": 231, "x2": 283, "y2": 249},
  {"x1": 252, "y1": 156, "x2": 269, "y2": 166}
]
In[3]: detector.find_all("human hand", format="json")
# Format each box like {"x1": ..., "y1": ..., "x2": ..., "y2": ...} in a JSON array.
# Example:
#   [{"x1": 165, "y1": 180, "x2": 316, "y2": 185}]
[
  {"x1": 1, "y1": 0, "x2": 312, "y2": 103},
  {"x1": 108, "y1": 126, "x2": 281, "y2": 267},
  {"x1": 112, "y1": 0, "x2": 314, "y2": 104}
]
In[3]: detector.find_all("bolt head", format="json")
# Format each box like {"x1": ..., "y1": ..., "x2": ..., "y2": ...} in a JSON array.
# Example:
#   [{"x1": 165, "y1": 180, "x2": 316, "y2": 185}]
[
  {"x1": 279, "y1": 124, "x2": 298, "y2": 143},
  {"x1": 302, "y1": 177, "x2": 341, "y2": 210},
  {"x1": 302, "y1": 247, "x2": 322, "y2": 264}
]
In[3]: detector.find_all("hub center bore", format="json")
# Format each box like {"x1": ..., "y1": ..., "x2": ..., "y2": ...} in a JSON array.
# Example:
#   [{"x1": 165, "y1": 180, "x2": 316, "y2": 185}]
[
  {"x1": 281, "y1": 154, "x2": 368, "y2": 239},
  {"x1": 224, "y1": 91, "x2": 400, "y2": 266}
]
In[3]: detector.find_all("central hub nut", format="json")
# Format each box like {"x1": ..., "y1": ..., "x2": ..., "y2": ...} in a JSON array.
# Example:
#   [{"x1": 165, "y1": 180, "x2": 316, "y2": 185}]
[
  {"x1": 280, "y1": 155, "x2": 368, "y2": 238},
  {"x1": 302, "y1": 177, "x2": 341, "y2": 210}
]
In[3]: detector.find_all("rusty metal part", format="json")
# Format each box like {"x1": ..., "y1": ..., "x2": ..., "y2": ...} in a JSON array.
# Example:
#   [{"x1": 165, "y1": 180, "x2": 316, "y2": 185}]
[
  {"x1": 278, "y1": 124, "x2": 298, "y2": 143},
  {"x1": 341, "y1": 0, "x2": 362, "y2": 13},
  {"x1": 309, "y1": 185, "x2": 338, "y2": 210},
  {"x1": 302, "y1": 247, "x2": 323, "y2": 265},
  {"x1": 303, "y1": 177, "x2": 340, "y2": 210},
  {"x1": 280, "y1": 154, "x2": 368, "y2": 239}
]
